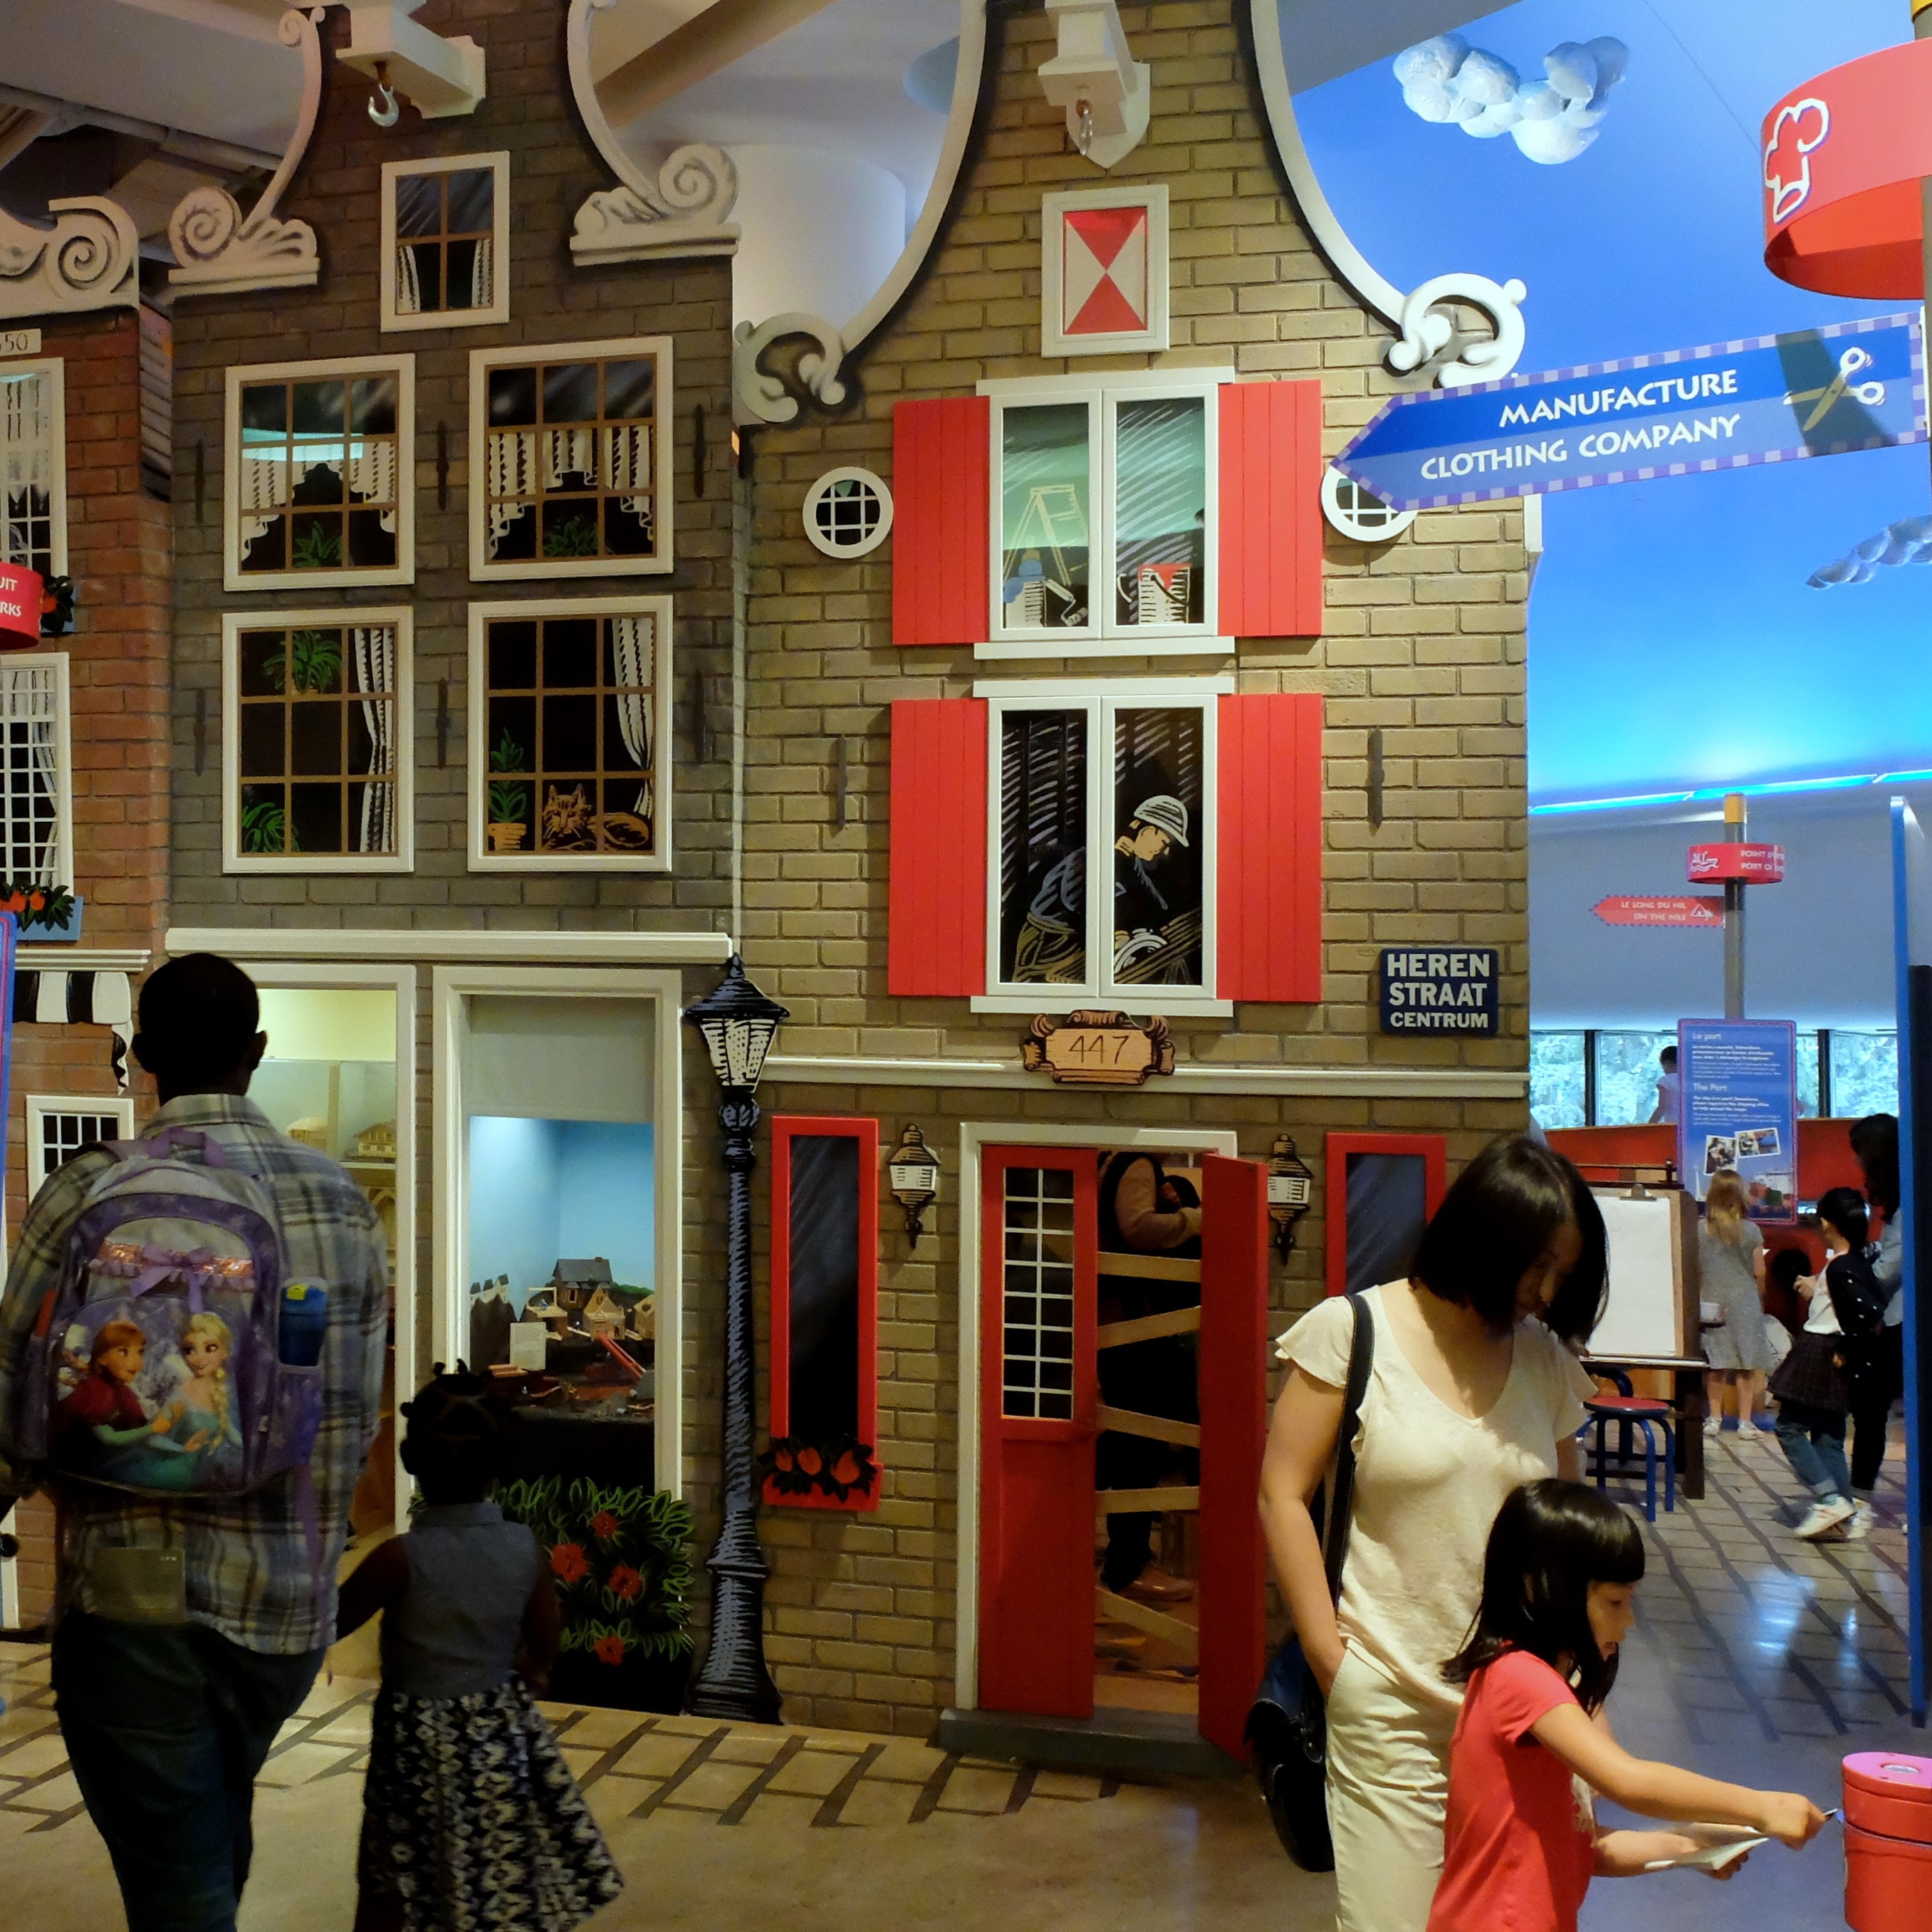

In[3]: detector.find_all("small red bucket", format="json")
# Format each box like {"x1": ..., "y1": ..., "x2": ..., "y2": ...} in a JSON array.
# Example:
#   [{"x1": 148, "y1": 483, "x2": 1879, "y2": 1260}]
[{"x1": 1844, "y1": 1753, "x2": 1932, "y2": 1932}]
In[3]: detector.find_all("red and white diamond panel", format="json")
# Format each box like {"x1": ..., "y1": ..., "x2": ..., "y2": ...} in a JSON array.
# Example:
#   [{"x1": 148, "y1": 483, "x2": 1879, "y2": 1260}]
[{"x1": 1043, "y1": 186, "x2": 1169, "y2": 356}]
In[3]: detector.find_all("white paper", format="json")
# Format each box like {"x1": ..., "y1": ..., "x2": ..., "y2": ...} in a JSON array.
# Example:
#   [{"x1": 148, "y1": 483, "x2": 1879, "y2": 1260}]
[
  {"x1": 508, "y1": 1322, "x2": 549, "y2": 1371},
  {"x1": 1641, "y1": 1825, "x2": 1766, "y2": 1872}
]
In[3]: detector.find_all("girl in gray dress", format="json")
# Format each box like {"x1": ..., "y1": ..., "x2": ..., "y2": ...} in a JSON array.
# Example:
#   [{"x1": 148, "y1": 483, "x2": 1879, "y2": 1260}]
[
  {"x1": 1700, "y1": 1171, "x2": 1772, "y2": 1436},
  {"x1": 338, "y1": 1369, "x2": 622, "y2": 1932}
]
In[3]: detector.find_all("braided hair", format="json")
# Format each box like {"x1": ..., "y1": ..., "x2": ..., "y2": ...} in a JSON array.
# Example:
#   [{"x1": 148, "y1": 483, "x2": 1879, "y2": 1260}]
[{"x1": 400, "y1": 1362, "x2": 508, "y2": 1500}]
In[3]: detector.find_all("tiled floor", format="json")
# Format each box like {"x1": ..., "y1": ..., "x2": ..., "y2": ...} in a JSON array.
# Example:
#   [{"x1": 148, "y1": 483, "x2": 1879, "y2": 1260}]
[{"x1": 0, "y1": 1428, "x2": 1919, "y2": 1929}]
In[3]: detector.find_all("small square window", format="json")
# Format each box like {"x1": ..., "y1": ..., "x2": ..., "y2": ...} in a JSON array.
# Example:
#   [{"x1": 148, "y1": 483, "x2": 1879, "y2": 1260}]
[
  {"x1": 469, "y1": 597, "x2": 672, "y2": 870},
  {"x1": 26, "y1": 1095, "x2": 134, "y2": 1194},
  {"x1": 381, "y1": 154, "x2": 509, "y2": 331},
  {"x1": 223, "y1": 610, "x2": 412, "y2": 871},
  {"x1": 0, "y1": 360, "x2": 66, "y2": 582},
  {"x1": 225, "y1": 357, "x2": 414, "y2": 590},
  {"x1": 469, "y1": 339, "x2": 671, "y2": 580}
]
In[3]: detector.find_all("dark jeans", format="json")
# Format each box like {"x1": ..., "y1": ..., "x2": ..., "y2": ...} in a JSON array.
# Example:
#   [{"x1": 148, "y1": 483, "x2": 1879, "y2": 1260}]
[
  {"x1": 1850, "y1": 1327, "x2": 1906, "y2": 1495},
  {"x1": 1775, "y1": 1399, "x2": 1852, "y2": 1502},
  {"x1": 53, "y1": 1610, "x2": 323, "y2": 1932}
]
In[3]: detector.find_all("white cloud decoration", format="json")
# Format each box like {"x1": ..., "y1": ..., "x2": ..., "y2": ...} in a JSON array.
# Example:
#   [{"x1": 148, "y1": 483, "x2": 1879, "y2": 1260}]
[
  {"x1": 1808, "y1": 516, "x2": 1932, "y2": 588},
  {"x1": 1394, "y1": 33, "x2": 1629, "y2": 165}
]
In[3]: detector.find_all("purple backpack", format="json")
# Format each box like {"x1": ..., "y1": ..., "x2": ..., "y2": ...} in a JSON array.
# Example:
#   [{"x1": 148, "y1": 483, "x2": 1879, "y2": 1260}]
[{"x1": 11, "y1": 1128, "x2": 323, "y2": 1498}]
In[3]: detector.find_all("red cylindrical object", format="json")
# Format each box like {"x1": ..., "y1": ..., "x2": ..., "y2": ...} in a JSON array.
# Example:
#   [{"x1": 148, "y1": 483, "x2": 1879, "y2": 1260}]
[{"x1": 1843, "y1": 1753, "x2": 1932, "y2": 1932}]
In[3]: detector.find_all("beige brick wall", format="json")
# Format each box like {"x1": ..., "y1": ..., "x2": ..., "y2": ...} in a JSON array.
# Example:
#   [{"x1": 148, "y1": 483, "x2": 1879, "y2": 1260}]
[{"x1": 736, "y1": 1, "x2": 1530, "y2": 1732}]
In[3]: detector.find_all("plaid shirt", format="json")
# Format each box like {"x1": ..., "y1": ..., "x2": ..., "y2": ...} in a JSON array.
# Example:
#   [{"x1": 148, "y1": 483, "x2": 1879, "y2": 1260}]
[{"x1": 0, "y1": 1094, "x2": 388, "y2": 1654}]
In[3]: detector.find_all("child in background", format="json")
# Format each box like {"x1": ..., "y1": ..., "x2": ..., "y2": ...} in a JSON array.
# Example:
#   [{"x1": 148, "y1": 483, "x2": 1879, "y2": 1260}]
[
  {"x1": 337, "y1": 1367, "x2": 622, "y2": 1932},
  {"x1": 1426, "y1": 1481, "x2": 1823, "y2": 1932},
  {"x1": 1768, "y1": 1186, "x2": 1888, "y2": 1540},
  {"x1": 1698, "y1": 1172, "x2": 1772, "y2": 1439}
]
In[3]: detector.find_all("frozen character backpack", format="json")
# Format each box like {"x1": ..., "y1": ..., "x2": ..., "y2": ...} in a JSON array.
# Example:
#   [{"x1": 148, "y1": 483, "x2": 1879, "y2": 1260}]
[{"x1": 6, "y1": 1127, "x2": 325, "y2": 1499}]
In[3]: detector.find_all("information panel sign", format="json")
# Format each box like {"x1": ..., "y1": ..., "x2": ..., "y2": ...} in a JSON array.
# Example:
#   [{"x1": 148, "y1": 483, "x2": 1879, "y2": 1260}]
[{"x1": 1676, "y1": 1018, "x2": 1798, "y2": 1221}]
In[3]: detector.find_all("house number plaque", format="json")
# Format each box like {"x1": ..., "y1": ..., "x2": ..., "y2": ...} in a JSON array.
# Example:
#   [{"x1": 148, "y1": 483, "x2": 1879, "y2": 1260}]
[{"x1": 1021, "y1": 1011, "x2": 1176, "y2": 1087}]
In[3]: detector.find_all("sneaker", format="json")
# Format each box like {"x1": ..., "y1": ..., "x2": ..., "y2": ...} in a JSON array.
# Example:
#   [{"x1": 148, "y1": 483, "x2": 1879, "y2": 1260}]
[
  {"x1": 1847, "y1": 1501, "x2": 1876, "y2": 1540},
  {"x1": 1795, "y1": 1496, "x2": 1856, "y2": 1540},
  {"x1": 1703, "y1": 1417, "x2": 1728, "y2": 1438}
]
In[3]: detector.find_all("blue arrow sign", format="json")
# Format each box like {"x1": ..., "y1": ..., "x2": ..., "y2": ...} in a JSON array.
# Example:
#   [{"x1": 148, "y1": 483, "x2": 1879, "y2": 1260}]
[{"x1": 1334, "y1": 311, "x2": 1925, "y2": 511}]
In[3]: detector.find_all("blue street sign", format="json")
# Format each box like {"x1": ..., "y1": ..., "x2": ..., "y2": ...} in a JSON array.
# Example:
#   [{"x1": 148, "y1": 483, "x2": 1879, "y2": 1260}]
[{"x1": 1335, "y1": 312, "x2": 1925, "y2": 511}]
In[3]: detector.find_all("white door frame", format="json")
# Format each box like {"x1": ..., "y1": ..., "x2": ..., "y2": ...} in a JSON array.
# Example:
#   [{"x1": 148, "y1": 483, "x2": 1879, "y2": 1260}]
[
  {"x1": 954, "y1": 1121, "x2": 1238, "y2": 1711},
  {"x1": 248, "y1": 960, "x2": 419, "y2": 1531},
  {"x1": 432, "y1": 965, "x2": 685, "y2": 1495}
]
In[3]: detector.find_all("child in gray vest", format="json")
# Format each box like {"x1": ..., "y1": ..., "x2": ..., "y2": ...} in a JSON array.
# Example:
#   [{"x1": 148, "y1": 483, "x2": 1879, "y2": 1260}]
[{"x1": 337, "y1": 1367, "x2": 622, "y2": 1931}]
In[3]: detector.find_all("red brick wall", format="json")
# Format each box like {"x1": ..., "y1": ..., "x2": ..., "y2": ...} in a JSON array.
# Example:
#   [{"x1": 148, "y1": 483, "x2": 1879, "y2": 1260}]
[{"x1": 3, "y1": 308, "x2": 171, "y2": 1627}]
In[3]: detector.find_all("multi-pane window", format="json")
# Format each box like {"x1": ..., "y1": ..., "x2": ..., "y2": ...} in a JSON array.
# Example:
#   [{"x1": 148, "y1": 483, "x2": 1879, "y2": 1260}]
[
  {"x1": 26, "y1": 1097, "x2": 133, "y2": 1194},
  {"x1": 382, "y1": 154, "x2": 508, "y2": 330},
  {"x1": 469, "y1": 597, "x2": 672, "y2": 870},
  {"x1": 984, "y1": 370, "x2": 1220, "y2": 657},
  {"x1": 983, "y1": 680, "x2": 1218, "y2": 1011},
  {"x1": 469, "y1": 338, "x2": 671, "y2": 580},
  {"x1": 1001, "y1": 1166, "x2": 1076, "y2": 1421},
  {"x1": 224, "y1": 612, "x2": 410, "y2": 870},
  {"x1": 0, "y1": 654, "x2": 70, "y2": 891},
  {"x1": 226, "y1": 356, "x2": 414, "y2": 589},
  {"x1": 1, "y1": 360, "x2": 65, "y2": 581}
]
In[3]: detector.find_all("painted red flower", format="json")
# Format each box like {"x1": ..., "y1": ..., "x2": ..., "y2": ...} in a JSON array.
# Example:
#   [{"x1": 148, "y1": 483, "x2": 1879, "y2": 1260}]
[
  {"x1": 607, "y1": 1563, "x2": 644, "y2": 1602},
  {"x1": 797, "y1": 1446, "x2": 823, "y2": 1476},
  {"x1": 593, "y1": 1633, "x2": 627, "y2": 1667},
  {"x1": 589, "y1": 1510, "x2": 622, "y2": 1542},
  {"x1": 550, "y1": 1542, "x2": 590, "y2": 1583}
]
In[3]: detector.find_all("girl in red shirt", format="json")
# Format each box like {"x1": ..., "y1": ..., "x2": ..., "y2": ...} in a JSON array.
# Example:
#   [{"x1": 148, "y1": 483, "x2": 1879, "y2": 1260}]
[{"x1": 1427, "y1": 1480, "x2": 1825, "y2": 1932}]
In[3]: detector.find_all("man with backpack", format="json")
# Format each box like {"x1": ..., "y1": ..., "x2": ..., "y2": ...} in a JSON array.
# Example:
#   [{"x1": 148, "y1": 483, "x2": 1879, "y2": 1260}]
[{"x1": 0, "y1": 954, "x2": 389, "y2": 1932}]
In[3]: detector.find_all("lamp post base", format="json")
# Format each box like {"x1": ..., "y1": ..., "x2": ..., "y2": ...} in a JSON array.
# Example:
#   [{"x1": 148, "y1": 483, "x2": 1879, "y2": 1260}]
[{"x1": 684, "y1": 1508, "x2": 782, "y2": 1725}]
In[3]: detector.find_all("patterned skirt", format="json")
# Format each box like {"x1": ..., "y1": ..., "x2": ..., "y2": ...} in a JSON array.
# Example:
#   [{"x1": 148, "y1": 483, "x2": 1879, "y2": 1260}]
[{"x1": 359, "y1": 1681, "x2": 623, "y2": 1931}]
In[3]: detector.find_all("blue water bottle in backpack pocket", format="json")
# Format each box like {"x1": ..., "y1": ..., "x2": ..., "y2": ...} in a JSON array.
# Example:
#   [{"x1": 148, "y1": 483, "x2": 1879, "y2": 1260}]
[{"x1": 278, "y1": 1282, "x2": 328, "y2": 1366}]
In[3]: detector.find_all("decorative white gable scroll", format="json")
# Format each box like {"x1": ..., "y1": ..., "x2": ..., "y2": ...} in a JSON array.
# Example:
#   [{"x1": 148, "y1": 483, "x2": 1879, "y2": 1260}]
[
  {"x1": 0, "y1": 199, "x2": 138, "y2": 320},
  {"x1": 169, "y1": 8, "x2": 323, "y2": 296},
  {"x1": 566, "y1": 0, "x2": 740, "y2": 266},
  {"x1": 1247, "y1": 3, "x2": 1529, "y2": 390}
]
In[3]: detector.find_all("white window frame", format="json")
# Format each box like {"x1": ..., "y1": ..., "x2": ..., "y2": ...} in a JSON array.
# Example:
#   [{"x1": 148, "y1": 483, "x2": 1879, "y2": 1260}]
[
  {"x1": 0, "y1": 355, "x2": 68, "y2": 580},
  {"x1": 978, "y1": 365, "x2": 1230, "y2": 662},
  {"x1": 221, "y1": 607, "x2": 415, "y2": 874},
  {"x1": 467, "y1": 595, "x2": 674, "y2": 873},
  {"x1": 24, "y1": 1093, "x2": 135, "y2": 1194},
  {"x1": 224, "y1": 353, "x2": 416, "y2": 592},
  {"x1": 469, "y1": 335, "x2": 674, "y2": 583},
  {"x1": 380, "y1": 152, "x2": 511, "y2": 333},
  {"x1": 0, "y1": 650, "x2": 73, "y2": 892},
  {"x1": 973, "y1": 674, "x2": 1232, "y2": 1018}
]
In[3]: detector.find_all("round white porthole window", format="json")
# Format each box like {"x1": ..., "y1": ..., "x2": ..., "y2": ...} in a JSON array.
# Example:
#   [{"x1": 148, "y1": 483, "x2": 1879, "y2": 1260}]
[
  {"x1": 803, "y1": 466, "x2": 894, "y2": 558},
  {"x1": 1321, "y1": 465, "x2": 1417, "y2": 544}
]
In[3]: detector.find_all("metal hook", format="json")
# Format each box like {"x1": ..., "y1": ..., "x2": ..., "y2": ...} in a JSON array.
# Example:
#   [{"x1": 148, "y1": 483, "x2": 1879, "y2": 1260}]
[
  {"x1": 368, "y1": 61, "x2": 400, "y2": 128},
  {"x1": 1073, "y1": 98, "x2": 1095, "y2": 157}
]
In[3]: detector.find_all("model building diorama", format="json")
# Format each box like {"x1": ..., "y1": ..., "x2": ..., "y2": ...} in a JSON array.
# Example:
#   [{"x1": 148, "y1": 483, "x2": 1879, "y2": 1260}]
[{"x1": 0, "y1": 1, "x2": 1528, "y2": 1754}]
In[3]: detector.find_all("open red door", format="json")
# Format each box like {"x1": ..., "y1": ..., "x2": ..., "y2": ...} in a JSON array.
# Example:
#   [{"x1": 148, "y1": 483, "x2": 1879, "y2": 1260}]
[
  {"x1": 978, "y1": 1147, "x2": 1098, "y2": 1720},
  {"x1": 1196, "y1": 1152, "x2": 1270, "y2": 1760}
]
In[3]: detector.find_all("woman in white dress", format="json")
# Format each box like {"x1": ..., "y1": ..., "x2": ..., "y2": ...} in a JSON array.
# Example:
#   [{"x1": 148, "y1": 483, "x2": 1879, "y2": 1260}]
[{"x1": 1258, "y1": 1134, "x2": 1607, "y2": 1932}]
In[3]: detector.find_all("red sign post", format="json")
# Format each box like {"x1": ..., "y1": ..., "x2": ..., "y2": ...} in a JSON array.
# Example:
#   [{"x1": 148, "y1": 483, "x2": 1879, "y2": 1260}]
[
  {"x1": 1687, "y1": 842, "x2": 1786, "y2": 884},
  {"x1": 1594, "y1": 896, "x2": 1725, "y2": 929},
  {"x1": 0, "y1": 564, "x2": 40, "y2": 648}
]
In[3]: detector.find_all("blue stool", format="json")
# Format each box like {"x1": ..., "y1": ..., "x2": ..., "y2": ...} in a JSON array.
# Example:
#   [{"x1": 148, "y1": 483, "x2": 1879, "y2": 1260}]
[{"x1": 1582, "y1": 1392, "x2": 1676, "y2": 1522}]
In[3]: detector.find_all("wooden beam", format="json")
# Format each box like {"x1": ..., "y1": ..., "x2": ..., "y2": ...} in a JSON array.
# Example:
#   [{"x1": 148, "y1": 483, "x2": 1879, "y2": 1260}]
[
  {"x1": 1095, "y1": 1405, "x2": 1200, "y2": 1448},
  {"x1": 1097, "y1": 1307, "x2": 1200, "y2": 1349},
  {"x1": 1096, "y1": 1249, "x2": 1201, "y2": 1283},
  {"x1": 1095, "y1": 1485, "x2": 1199, "y2": 1517},
  {"x1": 598, "y1": 0, "x2": 842, "y2": 129},
  {"x1": 1095, "y1": 1587, "x2": 1200, "y2": 1659}
]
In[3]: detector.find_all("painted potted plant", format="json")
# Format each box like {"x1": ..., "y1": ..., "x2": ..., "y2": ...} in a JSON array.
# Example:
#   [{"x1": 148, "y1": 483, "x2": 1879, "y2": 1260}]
[
  {"x1": 496, "y1": 1475, "x2": 695, "y2": 1711},
  {"x1": 486, "y1": 727, "x2": 529, "y2": 852},
  {"x1": 0, "y1": 880, "x2": 81, "y2": 940}
]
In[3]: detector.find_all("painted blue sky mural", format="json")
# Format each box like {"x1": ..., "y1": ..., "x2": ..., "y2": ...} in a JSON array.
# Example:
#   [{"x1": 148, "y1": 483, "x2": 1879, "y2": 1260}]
[{"x1": 1290, "y1": 0, "x2": 1927, "y2": 805}]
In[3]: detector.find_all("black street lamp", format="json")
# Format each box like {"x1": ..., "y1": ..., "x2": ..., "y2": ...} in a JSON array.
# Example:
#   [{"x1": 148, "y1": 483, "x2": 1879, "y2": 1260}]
[{"x1": 683, "y1": 954, "x2": 789, "y2": 1723}]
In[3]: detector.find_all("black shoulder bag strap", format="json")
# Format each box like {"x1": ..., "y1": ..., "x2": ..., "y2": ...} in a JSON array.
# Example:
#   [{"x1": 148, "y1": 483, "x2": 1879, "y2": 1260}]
[{"x1": 1321, "y1": 1291, "x2": 1377, "y2": 1605}]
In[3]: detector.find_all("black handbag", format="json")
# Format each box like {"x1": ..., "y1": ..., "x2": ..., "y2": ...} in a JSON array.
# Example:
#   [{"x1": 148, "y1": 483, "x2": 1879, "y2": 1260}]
[{"x1": 1246, "y1": 1290, "x2": 1376, "y2": 1871}]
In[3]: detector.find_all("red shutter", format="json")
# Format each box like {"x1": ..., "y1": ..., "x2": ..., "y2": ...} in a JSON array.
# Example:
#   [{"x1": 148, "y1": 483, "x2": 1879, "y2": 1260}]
[
  {"x1": 888, "y1": 697, "x2": 988, "y2": 996},
  {"x1": 892, "y1": 396, "x2": 990, "y2": 646},
  {"x1": 1218, "y1": 379, "x2": 1323, "y2": 639},
  {"x1": 1217, "y1": 691, "x2": 1322, "y2": 1003},
  {"x1": 1197, "y1": 1153, "x2": 1270, "y2": 1760}
]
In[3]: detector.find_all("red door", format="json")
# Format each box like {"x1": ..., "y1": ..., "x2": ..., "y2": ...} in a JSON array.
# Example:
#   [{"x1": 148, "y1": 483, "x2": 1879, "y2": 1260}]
[
  {"x1": 1196, "y1": 1153, "x2": 1271, "y2": 1759},
  {"x1": 978, "y1": 1147, "x2": 1098, "y2": 1719}
]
